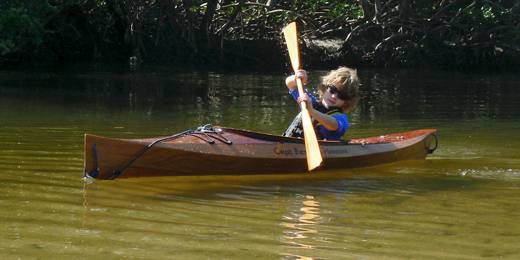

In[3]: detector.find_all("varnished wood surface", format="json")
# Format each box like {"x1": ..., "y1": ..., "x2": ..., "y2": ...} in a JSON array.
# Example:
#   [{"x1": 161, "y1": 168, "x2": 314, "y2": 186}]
[{"x1": 84, "y1": 127, "x2": 437, "y2": 179}]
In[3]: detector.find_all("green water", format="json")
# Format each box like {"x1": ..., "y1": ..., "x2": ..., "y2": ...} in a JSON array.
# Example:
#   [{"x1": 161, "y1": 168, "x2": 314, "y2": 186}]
[{"x1": 1, "y1": 65, "x2": 520, "y2": 259}]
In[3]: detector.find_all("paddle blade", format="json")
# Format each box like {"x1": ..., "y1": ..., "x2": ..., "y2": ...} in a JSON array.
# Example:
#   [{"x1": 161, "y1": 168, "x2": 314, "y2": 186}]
[
  {"x1": 282, "y1": 22, "x2": 301, "y2": 72},
  {"x1": 300, "y1": 108, "x2": 323, "y2": 170}
]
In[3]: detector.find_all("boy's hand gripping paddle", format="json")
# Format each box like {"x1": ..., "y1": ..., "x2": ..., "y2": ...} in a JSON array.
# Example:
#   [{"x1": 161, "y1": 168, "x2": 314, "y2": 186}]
[{"x1": 282, "y1": 22, "x2": 323, "y2": 171}]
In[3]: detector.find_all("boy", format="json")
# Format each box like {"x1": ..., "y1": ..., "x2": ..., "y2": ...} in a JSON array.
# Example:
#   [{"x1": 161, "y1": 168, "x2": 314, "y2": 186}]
[{"x1": 283, "y1": 67, "x2": 360, "y2": 140}]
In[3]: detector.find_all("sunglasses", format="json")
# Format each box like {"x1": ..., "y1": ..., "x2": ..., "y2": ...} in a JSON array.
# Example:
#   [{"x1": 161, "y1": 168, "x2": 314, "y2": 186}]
[{"x1": 326, "y1": 85, "x2": 350, "y2": 100}]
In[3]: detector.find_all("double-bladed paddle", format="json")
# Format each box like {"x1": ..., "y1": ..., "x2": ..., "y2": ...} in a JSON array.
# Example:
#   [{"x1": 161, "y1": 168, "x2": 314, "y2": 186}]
[{"x1": 282, "y1": 22, "x2": 323, "y2": 171}]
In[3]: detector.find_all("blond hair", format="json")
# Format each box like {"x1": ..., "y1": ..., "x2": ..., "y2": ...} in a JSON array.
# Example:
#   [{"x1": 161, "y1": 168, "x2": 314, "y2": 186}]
[{"x1": 318, "y1": 66, "x2": 361, "y2": 112}]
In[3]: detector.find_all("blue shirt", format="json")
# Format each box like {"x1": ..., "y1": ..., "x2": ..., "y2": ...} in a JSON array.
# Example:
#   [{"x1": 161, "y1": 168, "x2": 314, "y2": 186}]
[{"x1": 289, "y1": 88, "x2": 349, "y2": 140}]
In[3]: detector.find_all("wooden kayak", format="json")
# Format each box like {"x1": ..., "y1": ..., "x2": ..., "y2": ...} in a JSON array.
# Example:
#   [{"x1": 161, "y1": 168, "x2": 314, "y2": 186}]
[{"x1": 83, "y1": 125, "x2": 438, "y2": 179}]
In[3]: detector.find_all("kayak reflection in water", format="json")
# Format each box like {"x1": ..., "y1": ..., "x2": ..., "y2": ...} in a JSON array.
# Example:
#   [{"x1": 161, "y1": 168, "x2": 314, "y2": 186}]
[{"x1": 283, "y1": 67, "x2": 361, "y2": 140}]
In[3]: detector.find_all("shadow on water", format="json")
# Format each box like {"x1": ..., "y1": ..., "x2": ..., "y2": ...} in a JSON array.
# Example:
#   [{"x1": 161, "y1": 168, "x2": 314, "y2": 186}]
[
  {"x1": 2, "y1": 67, "x2": 520, "y2": 128},
  {"x1": 358, "y1": 68, "x2": 520, "y2": 122},
  {"x1": 80, "y1": 161, "x2": 486, "y2": 203}
]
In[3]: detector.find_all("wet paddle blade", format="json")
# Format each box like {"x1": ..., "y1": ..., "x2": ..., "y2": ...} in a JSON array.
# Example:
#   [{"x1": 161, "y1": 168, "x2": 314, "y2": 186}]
[{"x1": 300, "y1": 101, "x2": 323, "y2": 170}]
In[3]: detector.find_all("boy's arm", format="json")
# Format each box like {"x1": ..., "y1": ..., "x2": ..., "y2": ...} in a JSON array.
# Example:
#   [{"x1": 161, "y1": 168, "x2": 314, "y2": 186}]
[
  {"x1": 285, "y1": 70, "x2": 307, "y2": 90},
  {"x1": 285, "y1": 75, "x2": 297, "y2": 90},
  {"x1": 298, "y1": 94, "x2": 338, "y2": 131},
  {"x1": 309, "y1": 110, "x2": 339, "y2": 131}
]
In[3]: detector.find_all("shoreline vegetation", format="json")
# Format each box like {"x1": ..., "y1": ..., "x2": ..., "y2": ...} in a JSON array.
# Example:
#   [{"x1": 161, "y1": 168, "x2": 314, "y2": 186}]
[{"x1": 1, "y1": 0, "x2": 519, "y2": 71}]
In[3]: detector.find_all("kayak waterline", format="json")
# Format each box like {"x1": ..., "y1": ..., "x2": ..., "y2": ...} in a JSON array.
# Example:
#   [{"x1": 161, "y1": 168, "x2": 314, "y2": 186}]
[{"x1": 84, "y1": 124, "x2": 438, "y2": 179}]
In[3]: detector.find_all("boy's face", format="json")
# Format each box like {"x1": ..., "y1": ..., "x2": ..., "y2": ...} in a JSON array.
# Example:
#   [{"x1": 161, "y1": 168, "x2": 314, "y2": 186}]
[{"x1": 321, "y1": 85, "x2": 345, "y2": 108}]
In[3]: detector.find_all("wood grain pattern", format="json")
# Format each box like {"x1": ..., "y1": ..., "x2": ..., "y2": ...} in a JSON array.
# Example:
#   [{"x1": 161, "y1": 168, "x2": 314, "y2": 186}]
[
  {"x1": 84, "y1": 127, "x2": 437, "y2": 179},
  {"x1": 283, "y1": 21, "x2": 323, "y2": 170}
]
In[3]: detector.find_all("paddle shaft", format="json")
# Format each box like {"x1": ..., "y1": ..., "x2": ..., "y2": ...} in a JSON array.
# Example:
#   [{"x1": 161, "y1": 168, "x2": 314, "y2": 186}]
[
  {"x1": 295, "y1": 78, "x2": 310, "y2": 113},
  {"x1": 296, "y1": 76, "x2": 323, "y2": 171}
]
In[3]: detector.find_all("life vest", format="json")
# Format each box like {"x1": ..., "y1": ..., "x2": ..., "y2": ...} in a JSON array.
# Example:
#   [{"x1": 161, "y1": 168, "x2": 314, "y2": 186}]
[{"x1": 283, "y1": 103, "x2": 343, "y2": 139}]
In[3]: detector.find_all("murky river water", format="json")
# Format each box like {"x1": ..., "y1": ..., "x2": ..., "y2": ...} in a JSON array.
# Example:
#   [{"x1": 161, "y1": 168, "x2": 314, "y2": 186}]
[{"x1": 1, "y1": 64, "x2": 520, "y2": 259}]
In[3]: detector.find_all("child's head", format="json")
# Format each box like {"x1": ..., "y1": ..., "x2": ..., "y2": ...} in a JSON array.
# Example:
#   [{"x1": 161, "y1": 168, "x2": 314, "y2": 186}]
[{"x1": 318, "y1": 66, "x2": 360, "y2": 112}]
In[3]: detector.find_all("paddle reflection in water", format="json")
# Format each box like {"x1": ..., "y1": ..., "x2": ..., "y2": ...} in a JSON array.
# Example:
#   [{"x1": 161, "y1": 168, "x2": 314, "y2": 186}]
[{"x1": 281, "y1": 194, "x2": 320, "y2": 259}]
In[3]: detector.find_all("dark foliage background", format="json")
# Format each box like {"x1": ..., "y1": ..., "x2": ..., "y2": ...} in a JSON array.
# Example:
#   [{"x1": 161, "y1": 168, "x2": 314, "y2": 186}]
[{"x1": 1, "y1": 0, "x2": 519, "y2": 69}]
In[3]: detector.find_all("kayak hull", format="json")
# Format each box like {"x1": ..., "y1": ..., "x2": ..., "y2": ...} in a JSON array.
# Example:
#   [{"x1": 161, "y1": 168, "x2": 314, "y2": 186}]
[{"x1": 84, "y1": 126, "x2": 437, "y2": 179}]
